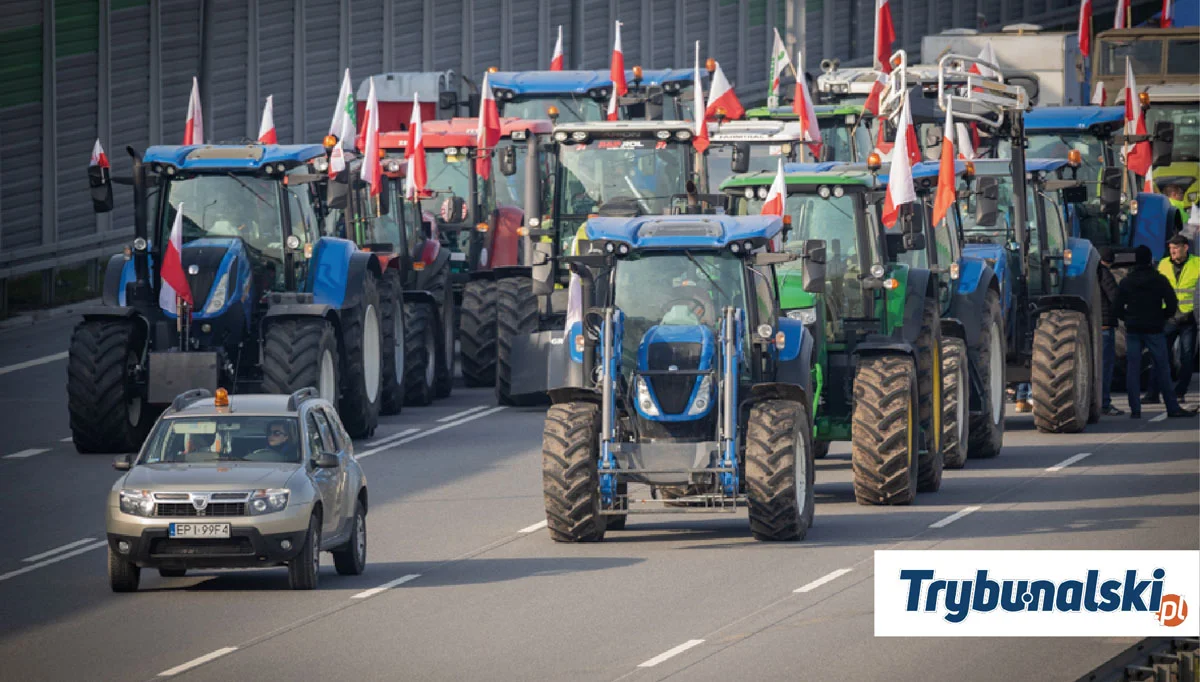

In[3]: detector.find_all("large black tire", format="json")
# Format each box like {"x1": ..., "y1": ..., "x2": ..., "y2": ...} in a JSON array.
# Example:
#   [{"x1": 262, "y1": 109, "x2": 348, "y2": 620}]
[
  {"x1": 496, "y1": 277, "x2": 544, "y2": 406},
  {"x1": 402, "y1": 302, "x2": 437, "y2": 406},
  {"x1": 379, "y1": 271, "x2": 406, "y2": 416},
  {"x1": 68, "y1": 319, "x2": 150, "y2": 454},
  {"x1": 432, "y1": 272, "x2": 455, "y2": 399},
  {"x1": 108, "y1": 546, "x2": 140, "y2": 592},
  {"x1": 746, "y1": 400, "x2": 815, "y2": 541},
  {"x1": 288, "y1": 514, "x2": 321, "y2": 590},
  {"x1": 1031, "y1": 309, "x2": 1092, "y2": 434},
  {"x1": 940, "y1": 337, "x2": 969, "y2": 470},
  {"x1": 914, "y1": 296, "x2": 944, "y2": 492},
  {"x1": 542, "y1": 402, "x2": 606, "y2": 542},
  {"x1": 338, "y1": 274, "x2": 382, "y2": 438},
  {"x1": 967, "y1": 290, "x2": 1005, "y2": 459},
  {"x1": 459, "y1": 279, "x2": 497, "y2": 387},
  {"x1": 851, "y1": 355, "x2": 920, "y2": 506},
  {"x1": 262, "y1": 318, "x2": 340, "y2": 407},
  {"x1": 1087, "y1": 278, "x2": 1103, "y2": 425},
  {"x1": 332, "y1": 500, "x2": 367, "y2": 576},
  {"x1": 813, "y1": 440, "x2": 831, "y2": 460}
]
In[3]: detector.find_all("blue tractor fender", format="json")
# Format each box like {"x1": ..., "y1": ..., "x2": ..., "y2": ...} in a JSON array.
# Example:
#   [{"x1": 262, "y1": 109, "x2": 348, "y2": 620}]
[
  {"x1": 308, "y1": 236, "x2": 382, "y2": 311},
  {"x1": 1062, "y1": 238, "x2": 1099, "y2": 303},
  {"x1": 949, "y1": 256, "x2": 1000, "y2": 349},
  {"x1": 771, "y1": 317, "x2": 814, "y2": 400},
  {"x1": 103, "y1": 253, "x2": 130, "y2": 307},
  {"x1": 1131, "y1": 193, "x2": 1173, "y2": 261},
  {"x1": 963, "y1": 243, "x2": 1012, "y2": 321}
]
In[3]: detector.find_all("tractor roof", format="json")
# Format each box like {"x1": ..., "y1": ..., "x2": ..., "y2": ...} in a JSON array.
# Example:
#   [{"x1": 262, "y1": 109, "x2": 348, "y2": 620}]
[
  {"x1": 586, "y1": 214, "x2": 783, "y2": 250},
  {"x1": 745, "y1": 104, "x2": 867, "y2": 120},
  {"x1": 710, "y1": 120, "x2": 802, "y2": 143},
  {"x1": 1025, "y1": 106, "x2": 1125, "y2": 131},
  {"x1": 719, "y1": 163, "x2": 874, "y2": 190},
  {"x1": 142, "y1": 144, "x2": 326, "y2": 171},
  {"x1": 877, "y1": 161, "x2": 970, "y2": 188},
  {"x1": 379, "y1": 117, "x2": 553, "y2": 149},
  {"x1": 969, "y1": 158, "x2": 1071, "y2": 177},
  {"x1": 1116, "y1": 83, "x2": 1200, "y2": 104},
  {"x1": 486, "y1": 69, "x2": 695, "y2": 95}
]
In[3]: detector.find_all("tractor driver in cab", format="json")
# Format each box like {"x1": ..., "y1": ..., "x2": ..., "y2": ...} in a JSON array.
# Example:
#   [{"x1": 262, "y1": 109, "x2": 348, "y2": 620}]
[{"x1": 1156, "y1": 176, "x2": 1193, "y2": 231}]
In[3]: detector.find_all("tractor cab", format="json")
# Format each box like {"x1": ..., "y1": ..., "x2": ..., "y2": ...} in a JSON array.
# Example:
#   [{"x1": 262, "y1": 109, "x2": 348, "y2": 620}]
[
  {"x1": 707, "y1": 120, "x2": 803, "y2": 188},
  {"x1": 745, "y1": 104, "x2": 874, "y2": 163},
  {"x1": 487, "y1": 68, "x2": 700, "y2": 123}
]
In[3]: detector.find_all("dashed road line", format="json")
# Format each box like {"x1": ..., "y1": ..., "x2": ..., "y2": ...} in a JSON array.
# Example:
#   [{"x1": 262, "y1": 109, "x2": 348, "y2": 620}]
[
  {"x1": 637, "y1": 640, "x2": 705, "y2": 668},
  {"x1": 4, "y1": 447, "x2": 48, "y2": 460},
  {"x1": 1046, "y1": 452, "x2": 1092, "y2": 472},
  {"x1": 363, "y1": 428, "x2": 420, "y2": 449},
  {"x1": 1150, "y1": 413, "x2": 1169, "y2": 423},
  {"x1": 0, "y1": 540, "x2": 107, "y2": 583},
  {"x1": 158, "y1": 647, "x2": 238, "y2": 676},
  {"x1": 351, "y1": 574, "x2": 421, "y2": 600},
  {"x1": 437, "y1": 405, "x2": 489, "y2": 422},
  {"x1": 357, "y1": 406, "x2": 507, "y2": 459},
  {"x1": 518, "y1": 520, "x2": 547, "y2": 534},
  {"x1": 929, "y1": 505, "x2": 981, "y2": 529},
  {"x1": 794, "y1": 568, "x2": 853, "y2": 593},
  {"x1": 0, "y1": 351, "x2": 68, "y2": 376},
  {"x1": 23, "y1": 538, "x2": 97, "y2": 562}
]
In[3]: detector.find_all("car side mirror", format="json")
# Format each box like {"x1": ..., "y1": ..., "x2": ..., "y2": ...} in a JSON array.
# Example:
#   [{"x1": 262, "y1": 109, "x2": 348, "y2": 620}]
[
  {"x1": 730, "y1": 143, "x2": 752, "y2": 174},
  {"x1": 314, "y1": 452, "x2": 339, "y2": 468},
  {"x1": 112, "y1": 455, "x2": 131, "y2": 471},
  {"x1": 1100, "y1": 167, "x2": 1123, "y2": 214},
  {"x1": 88, "y1": 164, "x2": 114, "y2": 213},
  {"x1": 1152, "y1": 120, "x2": 1174, "y2": 167},
  {"x1": 499, "y1": 146, "x2": 518, "y2": 176},
  {"x1": 802, "y1": 239, "x2": 826, "y2": 293}
]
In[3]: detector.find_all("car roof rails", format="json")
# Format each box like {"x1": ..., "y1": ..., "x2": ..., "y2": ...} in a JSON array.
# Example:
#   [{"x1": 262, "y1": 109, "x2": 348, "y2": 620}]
[
  {"x1": 287, "y1": 387, "x2": 319, "y2": 411},
  {"x1": 171, "y1": 388, "x2": 213, "y2": 413}
]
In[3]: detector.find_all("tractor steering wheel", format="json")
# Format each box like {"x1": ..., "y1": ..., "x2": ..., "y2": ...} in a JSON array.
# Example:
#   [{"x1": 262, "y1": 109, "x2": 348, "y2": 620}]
[{"x1": 662, "y1": 295, "x2": 715, "y2": 325}]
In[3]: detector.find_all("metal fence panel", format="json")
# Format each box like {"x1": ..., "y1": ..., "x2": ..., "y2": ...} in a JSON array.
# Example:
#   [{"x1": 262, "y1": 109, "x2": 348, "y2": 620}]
[
  {"x1": 351, "y1": 0, "x2": 385, "y2": 78},
  {"x1": 209, "y1": 0, "x2": 249, "y2": 144},
  {"x1": 110, "y1": 2, "x2": 152, "y2": 234},
  {"x1": 258, "y1": 0, "x2": 295, "y2": 143}
]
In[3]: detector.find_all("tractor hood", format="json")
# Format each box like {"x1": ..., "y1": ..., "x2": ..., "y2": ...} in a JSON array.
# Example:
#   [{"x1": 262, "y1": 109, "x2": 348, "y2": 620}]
[
  {"x1": 170, "y1": 238, "x2": 244, "y2": 319},
  {"x1": 636, "y1": 324, "x2": 715, "y2": 421}
]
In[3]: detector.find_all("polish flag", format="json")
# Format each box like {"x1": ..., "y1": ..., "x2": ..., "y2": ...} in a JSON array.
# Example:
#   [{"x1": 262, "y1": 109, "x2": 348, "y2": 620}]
[
  {"x1": 955, "y1": 122, "x2": 976, "y2": 160},
  {"x1": 1123, "y1": 57, "x2": 1152, "y2": 176},
  {"x1": 550, "y1": 25, "x2": 565, "y2": 70},
  {"x1": 159, "y1": 204, "x2": 194, "y2": 315},
  {"x1": 692, "y1": 42, "x2": 709, "y2": 154},
  {"x1": 882, "y1": 94, "x2": 917, "y2": 229},
  {"x1": 361, "y1": 79, "x2": 382, "y2": 197},
  {"x1": 932, "y1": 107, "x2": 957, "y2": 227},
  {"x1": 1114, "y1": 0, "x2": 1129, "y2": 28},
  {"x1": 611, "y1": 22, "x2": 627, "y2": 96},
  {"x1": 760, "y1": 159, "x2": 787, "y2": 216},
  {"x1": 1161, "y1": 0, "x2": 1173, "y2": 27},
  {"x1": 864, "y1": 73, "x2": 888, "y2": 117},
  {"x1": 184, "y1": 77, "x2": 203, "y2": 145},
  {"x1": 1092, "y1": 80, "x2": 1107, "y2": 105},
  {"x1": 90, "y1": 139, "x2": 109, "y2": 169},
  {"x1": 705, "y1": 61, "x2": 744, "y2": 121},
  {"x1": 406, "y1": 94, "x2": 427, "y2": 199},
  {"x1": 1143, "y1": 166, "x2": 1155, "y2": 193},
  {"x1": 258, "y1": 95, "x2": 277, "y2": 144},
  {"x1": 607, "y1": 86, "x2": 619, "y2": 121},
  {"x1": 769, "y1": 28, "x2": 792, "y2": 108},
  {"x1": 1078, "y1": 0, "x2": 1093, "y2": 57},
  {"x1": 793, "y1": 51, "x2": 822, "y2": 158},
  {"x1": 477, "y1": 72, "x2": 501, "y2": 180},
  {"x1": 969, "y1": 41, "x2": 999, "y2": 79},
  {"x1": 875, "y1": 0, "x2": 896, "y2": 74},
  {"x1": 876, "y1": 102, "x2": 921, "y2": 166}
]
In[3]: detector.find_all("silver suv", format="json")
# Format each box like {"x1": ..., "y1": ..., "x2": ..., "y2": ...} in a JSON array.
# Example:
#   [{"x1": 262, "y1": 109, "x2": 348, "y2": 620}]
[{"x1": 106, "y1": 388, "x2": 368, "y2": 591}]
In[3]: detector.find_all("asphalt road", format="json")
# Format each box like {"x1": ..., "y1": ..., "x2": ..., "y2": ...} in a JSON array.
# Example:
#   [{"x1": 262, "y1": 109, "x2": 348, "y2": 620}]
[{"x1": 0, "y1": 315, "x2": 1196, "y2": 682}]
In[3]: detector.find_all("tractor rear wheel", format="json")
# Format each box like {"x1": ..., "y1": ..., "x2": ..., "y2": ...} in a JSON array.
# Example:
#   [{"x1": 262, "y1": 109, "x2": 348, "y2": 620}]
[
  {"x1": 1031, "y1": 309, "x2": 1091, "y2": 434},
  {"x1": 262, "y1": 318, "x2": 340, "y2": 406},
  {"x1": 746, "y1": 400, "x2": 815, "y2": 541},
  {"x1": 497, "y1": 277, "x2": 543, "y2": 406},
  {"x1": 914, "y1": 296, "x2": 944, "y2": 492},
  {"x1": 967, "y1": 289, "x2": 1005, "y2": 459},
  {"x1": 432, "y1": 271, "x2": 455, "y2": 399},
  {"x1": 459, "y1": 279, "x2": 497, "y2": 387},
  {"x1": 542, "y1": 402, "x2": 605, "y2": 542},
  {"x1": 338, "y1": 273, "x2": 382, "y2": 438},
  {"x1": 940, "y1": 337, "x2": 969, "y2": 470},
  {"x1": 402, "y1": 302, "x2": 437, "y2": 406},
  {"x1": 1087, "y1": 278, "x2": 1103, "y2": 424},
  {"x1": 851, "y1": 355, "x2": 919, "y2": 506},
  {"x1": 813, "y1": 440, "x2": 831, "y2": 460},
  {"x1": 68, "y1": 318, "x2": 150, "y2": 453},
  {"x1": 379, "y1": 271, "x2": 406, "y2": 416}
]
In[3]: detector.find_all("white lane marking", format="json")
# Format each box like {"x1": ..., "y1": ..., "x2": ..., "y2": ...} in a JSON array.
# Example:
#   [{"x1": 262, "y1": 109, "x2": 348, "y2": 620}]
[
  {"x1": 3, "y1": 448, "x2": 49, "y2": 460},
  {"x1": 356, "y1": 406, "x2": 507, "y2": 459},
  {"x1": 437, "y1": 405, "x2": 489, "y2": 422},
  {"x1": 0, "y1": 351, "x2": 68, "y2": 376},
  {"x1": 518, "y1": 520, "x2": 547, "y2": 534},
  {"x1": 0, "y1": 540, "x2": 107, "y2": 583},
  {"x1": 1150, "y1": 412, "x2": 1169, "y2": 423},
  {"x1": 363, "y1": 428, "x2": 420, "y2": 448},
  {"x1": 351, "y1": 573, "x2": 421, "y2": 600},
  {"x1": 637, "y1": 640, "x2": 705, "y2": 668},
  {"x1": 158, "y1": 647, "x2": 238, "y2": 676},
  {"x1": 929, "y1": 505, "x2": 981, "y2": 529},
  {"x1": 1046, "y1": 452, "x2": 1092, "y2": 472},
  {"x1": 794, "y1": 567, "x2": 853, "y2": 593},
  {"x1": 60, "y1": 436, "x2": 74, "y2": 443},
  {"x1": 22, "y1": 538, "x2": 97, "y2": 562}
]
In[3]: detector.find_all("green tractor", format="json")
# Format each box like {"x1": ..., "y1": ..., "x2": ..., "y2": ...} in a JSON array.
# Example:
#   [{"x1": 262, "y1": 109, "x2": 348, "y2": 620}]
[{"x1": 744, "y1": 103, "x2": 874, "y2": 163}]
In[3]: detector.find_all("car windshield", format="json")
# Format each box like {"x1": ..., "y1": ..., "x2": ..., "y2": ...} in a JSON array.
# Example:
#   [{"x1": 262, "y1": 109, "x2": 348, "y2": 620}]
[
  {"x1": 1026, "y1": 132, "x2": 1110, "y2": 179},
  {"x1": 502, "y1": 95, "x2": 603, "y2": 123},
  {"x1": 558, "y1": 138, "x2": 689, "y2": 217},
  {"x1": 1145, "y1": 103, "x2": 1200, "y2": 162},
  {"x1": 162, "y1": 174, "x2": 283, "y2": 257},
  {"x1": 707, "y1": 143, "x2": 791, "y2": 189},
  {"x1": 140, "y1": 416, "x2": 302, "y2": 465}
]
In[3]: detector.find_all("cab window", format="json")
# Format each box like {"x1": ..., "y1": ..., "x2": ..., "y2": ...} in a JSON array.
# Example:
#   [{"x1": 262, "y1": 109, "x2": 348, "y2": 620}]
[
  {"x1": 1042, "y1": 193, "x2": 1066, "y2": 255},
  {"x1": 931, "y1": 197, "x2": 958, "y2": 265},
  {"x1": 750, "y1": 266, "x2": 776, "y2": 328}
]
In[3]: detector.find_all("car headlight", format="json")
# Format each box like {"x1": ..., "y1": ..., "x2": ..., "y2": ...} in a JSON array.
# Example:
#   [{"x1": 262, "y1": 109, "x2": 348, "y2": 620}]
[
  {"x1": 636, "y1": 377, "x2": 660, "y2": 416},
  {"x1": 248, "y1": 489, "x2": 290, "y2": 515},
  {"x1": 787, "y1": 308, "x2": 818, "y2": 326},
  {"x1": 204, "y1": 271, "x2": 230, "y2": 314},
  {"x1": 687, "y1": 375, "x2": 713, "y2": 415},
  {"x1": 119, "y1": 490, "x2": 155, "y2": 517}
]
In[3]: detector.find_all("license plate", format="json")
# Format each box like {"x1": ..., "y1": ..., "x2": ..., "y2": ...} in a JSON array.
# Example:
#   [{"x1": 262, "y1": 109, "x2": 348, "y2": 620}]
[{"x1": 169, "y1": 523, "x2": 231, "y2": 539}]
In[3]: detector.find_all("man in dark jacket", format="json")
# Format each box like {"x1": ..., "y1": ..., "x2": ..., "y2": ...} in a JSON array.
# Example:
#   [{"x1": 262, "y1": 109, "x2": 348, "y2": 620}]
[
  {"x1": 1115, "y1": 245, "x2": 1197, "y2": 418},
  {"x1": 1098, "y1": 248, "x2": 1122, "y2": 415}
]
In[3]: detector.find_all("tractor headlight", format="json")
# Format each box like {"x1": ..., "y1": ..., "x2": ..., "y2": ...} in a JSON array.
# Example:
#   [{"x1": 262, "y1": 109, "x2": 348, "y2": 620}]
[
  {"x1": 744, "y1": 188, "x2": 755, "y2": 199},
  {"x1": 528, "y1": 217, "x2": 540, "y2": 227},
  {"x1": 119, "y1": 490, "x2": 155, "y2": 517},
  {"x1": 204, "y1": 271, "x2": 230, "y2": 314},
  {"x1": 687, "y1": 375, "x2": 713, "y2": 415},
  {"x1": 832, "y1": 185, "x2": 845, "y2": 198},
  {"x1": 870, "y1": 264, "x2": 886, "y2": 279},
  {"x1": 636, "y1": 377, "x2": 660, "y2": 417},
  {"x1": 757, "y1": 187, "x2": 769, "y2": 199},
  {"x1": 787, "y1": 308, "x2": 818, "y2": 326},
  {"x1": 285, "y1": 235, "x2": 302, "y2": 250},
  {"x1": 554, "y1": 131, "x2": 569, "y2": 142},
  {"x1": 674, "y1": 130, "x2": 692, "y2": 140},
  {"x1": 248, "y1": 489, "x2": 290, "y2": 515},
  {"x1": 570, "y1": 131, "x2": 588, "y2": 142},
  {"x1": 314, "y1": 157, "x2": 329, "y2": 172},
  {"x1": 817, "y1": 185, "x2": 831, "y2": 199},
  {"x1": 132, "y1": 237, "x2": 148, "y2": 252},
  {"x1": 656, "y1": 130, "x2": 672, "y2": 140}
]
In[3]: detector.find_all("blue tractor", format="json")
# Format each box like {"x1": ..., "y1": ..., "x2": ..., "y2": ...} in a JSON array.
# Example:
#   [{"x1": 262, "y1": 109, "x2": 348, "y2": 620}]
[
  {"x1": 487, "y1": 68, "x2": 699, "y2": 122},
  {"x1": 72, "y1": 144, "x2": 385, "y2": 452},
  {"x1": 537, "y1": 214, "x2": 825, "y2": 541}
]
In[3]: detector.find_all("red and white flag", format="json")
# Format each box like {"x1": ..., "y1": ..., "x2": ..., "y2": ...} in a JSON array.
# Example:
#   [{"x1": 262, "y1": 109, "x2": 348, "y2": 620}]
[
  {"x1": 328, "y1": 143, "x2": 345, "y2": 178},
  {"x1": 705, "y1": 61, "x2": 744, "y2": 120},
  {"x1": 476, "y1": 72, "x2": 501, "y2": 180},
  {"x1": 606, "y1": 86, "x2": 619, "y2": 121},
  {"x1": 1143, "y1": 166, "x2": 1155, "y2": 193},
  {"x1": 90, "y1": 139, "x2": 109, "y2": 169},
  {"x1": 970, "y1": 41, "x2": 999, "y2": 79},
  {"x1": 768, "y1": 28, "x2": 793, "y2": 108},
  {"x1": 1161, "y1": 0, "x2": 1173, "y2": 27},
  {"x1": 692, "y1": 41, "x2": 709, "y2": 154},
  {"x1": 864, "y1": 72, "x2": 888, "y2": 117},
  {"x1": 760, "y1": 159, "x2": 787, "y2": 216},
  {"x1": 882, "y1": 94, "x2": 917, "y2": 229},
  {"x1": 932, "y1": 107, "x2": 957, "y2": 227},
  {"x1": 258, "y1": 95, "x2": 277, "y2": 144},
  {"x1": 1123, "y1": 57, "x2": 1152, "y2": 176},
  {"x1": 1114, "y1": 0, "x2": 1129, "y2": 28},
  {"x1": 550, "y1": 25, "x2": 565, "y2": 70},
  {"x1": 875, "y1": 0, "x2": 896, "y2": 73},
  {"x1": 361, "y1": 79, "x2": 382, "y2": 197},
  {"x1": 1079, "y1": 0, "x2": 1093, "y2": 57},
  {"x1": 611, "y1": 21, "x2": 627, "y2": 96},
  {"x1": 405, "y1": 93, "x2": 427, "y2": 199},
  {"x1": 184, "y1": 77, "x2": 203, "y2": 145},
  {"x1": 1092, "y1": 80, "x2": 1107, "y2": 105},
  {"x1": 793, "y1": 51, "x2": 822, "y2": 158},
  {"x1": 955, "y1": 122, "x2": 976, "y2": 160},
  {"x1": 160, "y1": 204, "x2": 194, "y2": 315}
]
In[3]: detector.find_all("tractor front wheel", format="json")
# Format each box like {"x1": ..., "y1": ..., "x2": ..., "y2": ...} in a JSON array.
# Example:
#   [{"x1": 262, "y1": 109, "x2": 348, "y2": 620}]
[
  {"x1": 67, "y1": 318, "x2": 150, "y2": 453},
  {"x1": 379, "y1": 271, "x2": 406, "y2": 416},
  {"x1": 914, "y1": 296, "x2": 943, "y2": 493},
  {"x1": 262, "y1": 318, "x2": 340, "y2": 407},
  {"x1": 496, "y1": 277, "x2": 543, "y2": 406},
  {"x1": 746, "y1": 400, "x2": 815, "y2": 541},
  {"x1": 1031, "y1": 310, "x2": 1091, "y2": 434},
  {"x1": 338, "y1": 274, "x2": 382, "y2": 438},
  {"x1": 940, "y1": 338, "x2": 969, "y2": 470},
  {"x1": 851, "y1": 355, "x2": 920, "y2": 506},
  {"x1": 542, "y1": 402, "x2": 605, "y2": 543},
  {"x1": 968, "y1": 289, "x2": 1005, "y2": 459}
]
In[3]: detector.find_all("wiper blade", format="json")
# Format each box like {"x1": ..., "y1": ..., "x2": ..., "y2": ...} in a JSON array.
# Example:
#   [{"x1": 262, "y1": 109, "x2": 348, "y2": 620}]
[
  {"x1": 684, "y1": 250, "x2": 730, "y2": 304},
  {"x1": 226, "y1": 173, "x2": 270, "y2": 205}
]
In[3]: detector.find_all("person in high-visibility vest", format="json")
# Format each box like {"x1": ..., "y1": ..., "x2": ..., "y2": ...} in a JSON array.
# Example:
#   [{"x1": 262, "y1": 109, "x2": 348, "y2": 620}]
[
  {"x1": 1145, "y1": 234, "x2": 1200, "y2": 404},
  {"x1": 1157, "y1": 177, "x2": 1194, "y2": 228}
]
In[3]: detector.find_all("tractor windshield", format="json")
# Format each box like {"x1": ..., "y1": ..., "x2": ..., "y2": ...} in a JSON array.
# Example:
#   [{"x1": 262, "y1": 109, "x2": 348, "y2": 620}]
[
  {"x1": 501, "y1": 95, "x2": 603, "y2": 123},
  {"x1": 558, "y1": 139, "x2": 689, "y2": 216},
  {"x1": 959, "y1": 175, "x2": 1017, "y2": 245},
  {"x1": 420, "y1": 151, "x2": 474, "y2": 221},
  {"x1": 1026, "y1": 132, "x2": 1110, "y2": 180},
  {"x1": 707, "y1": 143, "x2": 792, "y2": 189},
  {"x1": 1145, "y1": 103, "x2": 1200, "y2": 163},
  {"x1": 818, "y1": 117, "x2": 872, "y2": 162},
  {"x1": 161, "y1": 174, "x2": 283, "y2": 258}
]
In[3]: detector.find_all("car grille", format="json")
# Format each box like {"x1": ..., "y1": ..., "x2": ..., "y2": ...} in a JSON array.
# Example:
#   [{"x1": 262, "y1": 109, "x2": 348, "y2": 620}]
[
  {"x1": 150, "y1": 538, "x2": 254, "y2": 556},
  {"x1": 155, "y1": 502, "x2": 247, "y2": 517}
]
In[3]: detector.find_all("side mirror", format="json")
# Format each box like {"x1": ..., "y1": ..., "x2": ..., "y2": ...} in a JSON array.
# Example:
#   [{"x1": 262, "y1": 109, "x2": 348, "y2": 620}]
[
  {"x1": 730, "y1": 143, "x2": 752, "y2": 174},
  {"x1": 438, "y1": 91, "x2": 458, "y2": 110},
  {"x1": 975, "y1": 178, "x2": 1000, "y2": 227},
  {"x1": 499, "y1": 146, "x2": 518, "y2": 176},
  {"x1": 1100, "y1": 167, "x2": 1123, "y2": 214},
  {"x1": 112, "y1": 455, "x2": 131, "y2": 471},
  {"x1": 1061, "y1": 184, "x2": 1088, "y2": 204},
  {"x1": 442, "y1": 195, "x2": 468, "y2": 223},
  {"x1": 313, "y1": 452, "x2": 339, "y2": 468},
  {"x1": 326, "y1": 173, "x2": 349, "y2": 210},
  {"x1": 88, "y1": 165, "x2": 114, "y2": 213},
  {"x1": 802, "y1": 239, "x2": 826, "y2": 293},
  {"x1": 1152, "y1": 120, "x2": 1174, "y2": 167},
  {"x1": 531, "y1": 242, "x2": 554, "y2": 296},
  {"x1": 377, "y1": 177, "x2": 391, "y2": 216},
  {"x1": 903, "y1": 232, "x2": 926, "y2": 251},
  {"x1": 924, "y1": 125, "x2": 943, "y2": 149},
  {"x1": 583, "y1": 309, "x2": 605, "y2": 341}
]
